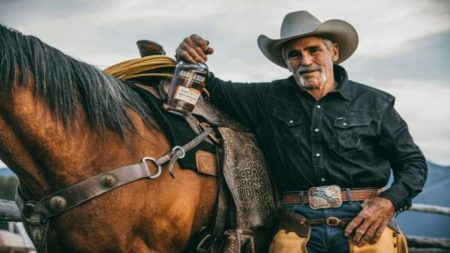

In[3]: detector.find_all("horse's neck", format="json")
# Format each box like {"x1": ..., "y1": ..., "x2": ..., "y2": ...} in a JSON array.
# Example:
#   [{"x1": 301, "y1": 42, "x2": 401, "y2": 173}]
[{"x1": 0, "y1": 84, "x2": 168, "y2": 199}]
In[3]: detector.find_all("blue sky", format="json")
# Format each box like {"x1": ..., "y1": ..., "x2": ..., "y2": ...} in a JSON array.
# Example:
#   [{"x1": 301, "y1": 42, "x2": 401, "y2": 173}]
[{"x1": 0, "y1": 0, "x2": 449, "y2": 165}]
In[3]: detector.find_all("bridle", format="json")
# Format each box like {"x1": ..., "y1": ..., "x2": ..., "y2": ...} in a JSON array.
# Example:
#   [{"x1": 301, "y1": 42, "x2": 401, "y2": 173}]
[{"x1": 15, "y1": 128, "x2": 212, "y2": 253}]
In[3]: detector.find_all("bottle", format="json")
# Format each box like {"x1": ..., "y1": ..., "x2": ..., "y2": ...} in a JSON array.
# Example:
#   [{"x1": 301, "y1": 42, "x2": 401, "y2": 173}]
[{"x1": 165, "y1": 61, "x2": 209, "y2": 114}]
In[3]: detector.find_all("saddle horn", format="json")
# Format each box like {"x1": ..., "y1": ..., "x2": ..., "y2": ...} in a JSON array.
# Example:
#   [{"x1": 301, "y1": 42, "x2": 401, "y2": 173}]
[{"x1": 136, "y1": 40, "x2": 166, "y2": 57}]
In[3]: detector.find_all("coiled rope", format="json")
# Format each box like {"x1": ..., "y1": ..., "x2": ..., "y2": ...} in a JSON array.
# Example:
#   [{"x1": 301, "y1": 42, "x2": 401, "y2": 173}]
[{"x1": 104, "y1": 55, "x2": 176, "y2": 80}]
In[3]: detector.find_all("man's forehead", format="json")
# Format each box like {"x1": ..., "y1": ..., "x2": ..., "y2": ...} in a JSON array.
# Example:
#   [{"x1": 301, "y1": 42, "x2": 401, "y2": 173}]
[{"x1": 284, "y1": 36, "x2": 329, "y2": 50}]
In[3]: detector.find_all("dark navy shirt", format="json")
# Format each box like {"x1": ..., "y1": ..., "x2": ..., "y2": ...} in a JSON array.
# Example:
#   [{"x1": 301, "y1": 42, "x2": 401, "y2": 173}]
[{"x1": 206, "y1": 65, "x2": 427, "y2": 211}]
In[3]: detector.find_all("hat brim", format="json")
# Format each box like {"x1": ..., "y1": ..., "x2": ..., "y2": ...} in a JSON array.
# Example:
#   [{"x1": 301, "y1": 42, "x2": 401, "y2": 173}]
[{"x1": 257, "y1": 19, "x2": 358, "y2": 68}]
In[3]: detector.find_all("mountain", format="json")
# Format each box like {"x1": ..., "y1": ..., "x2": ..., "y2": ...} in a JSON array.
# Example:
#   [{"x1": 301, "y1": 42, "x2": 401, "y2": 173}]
[
  {"x1": 396, "y1": 162, "x2": 450, "y2": 237},
  {"x1": 0, "y1": 167, "x2": 16, "y2": 178}
]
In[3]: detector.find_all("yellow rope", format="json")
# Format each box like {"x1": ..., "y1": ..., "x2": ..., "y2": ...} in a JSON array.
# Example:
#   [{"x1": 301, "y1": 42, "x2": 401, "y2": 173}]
[{"x1": 104, "y1": 55, "x2": 176, "y2": 81}]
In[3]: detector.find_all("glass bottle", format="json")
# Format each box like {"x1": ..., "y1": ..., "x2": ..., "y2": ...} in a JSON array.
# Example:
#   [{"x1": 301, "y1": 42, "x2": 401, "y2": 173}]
[{"x1": 165, "y1": 61, "x2": 209, "y2": 114}]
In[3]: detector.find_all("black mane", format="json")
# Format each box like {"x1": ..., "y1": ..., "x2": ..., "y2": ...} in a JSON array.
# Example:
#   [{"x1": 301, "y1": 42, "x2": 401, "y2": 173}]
[{"x1": 0, "y1": 24, "x2": 153, "y2": 136}]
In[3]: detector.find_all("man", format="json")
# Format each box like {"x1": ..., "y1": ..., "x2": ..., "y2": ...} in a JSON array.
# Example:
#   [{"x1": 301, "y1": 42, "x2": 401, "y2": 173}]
[{"x1": 176, "y1": 11, "x2": 427, "y2": 252}]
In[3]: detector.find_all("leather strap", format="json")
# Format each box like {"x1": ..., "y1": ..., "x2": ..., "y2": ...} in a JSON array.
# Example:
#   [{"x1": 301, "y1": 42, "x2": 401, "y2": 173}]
[
  {"x1": 282, "y1": 188, "x2": 379, "y2": 205},
  {"x1": 16, "y1": 128, "x2": 212, "y2": 253},
  {"x1": 305, "y1": 217, "x2": 352, "y2": 228}
]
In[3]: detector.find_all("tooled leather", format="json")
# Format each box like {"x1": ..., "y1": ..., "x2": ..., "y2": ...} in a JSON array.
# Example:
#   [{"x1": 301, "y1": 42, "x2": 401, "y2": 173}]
[{"x1": 219, "y1": 127, "x2": 276, "y2": 230}]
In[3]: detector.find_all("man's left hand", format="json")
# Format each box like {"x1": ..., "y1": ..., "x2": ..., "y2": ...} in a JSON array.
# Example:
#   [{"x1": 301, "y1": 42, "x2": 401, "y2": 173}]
[{"x1": 344, "y1": 197, "x2": 395, "y2": 247}]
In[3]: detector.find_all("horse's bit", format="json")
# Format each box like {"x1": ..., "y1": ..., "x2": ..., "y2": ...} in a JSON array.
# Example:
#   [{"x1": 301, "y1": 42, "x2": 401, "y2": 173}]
[{"x1": 15, "y1": 128, "x2": 212, "y2": 253}]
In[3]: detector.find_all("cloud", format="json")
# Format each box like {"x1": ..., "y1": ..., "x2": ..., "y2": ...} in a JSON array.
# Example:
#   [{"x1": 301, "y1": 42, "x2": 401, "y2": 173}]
[
  {"x1": 346, "y1": 31, "x2": 450, "y2": 85},
  {"x1": 376, "y1": 79, "x2": 450, "y2": 164},
  {"x1": 0, "y1": 0, "x2": 449, "y2": 165}
]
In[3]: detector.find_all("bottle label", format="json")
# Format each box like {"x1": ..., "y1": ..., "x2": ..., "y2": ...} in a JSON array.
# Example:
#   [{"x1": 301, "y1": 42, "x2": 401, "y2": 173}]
[
  {"x1": 179, "y1": 70, "x2": 206, "y2": 86},
  {"x1": 173, "y1": 86, "x2": 201, "y2": 105}
]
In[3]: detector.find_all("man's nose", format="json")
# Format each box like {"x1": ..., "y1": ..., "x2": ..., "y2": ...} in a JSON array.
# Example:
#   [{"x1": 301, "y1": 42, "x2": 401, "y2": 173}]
[{"x1": 301, "y1": 53, "x2": 313, "y2": 66}]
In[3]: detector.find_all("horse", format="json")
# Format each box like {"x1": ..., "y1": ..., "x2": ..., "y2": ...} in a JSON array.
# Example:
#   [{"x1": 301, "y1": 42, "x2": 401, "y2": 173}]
[{"x1": 0, "y1": 24, "x2": 220, "y2": 252}]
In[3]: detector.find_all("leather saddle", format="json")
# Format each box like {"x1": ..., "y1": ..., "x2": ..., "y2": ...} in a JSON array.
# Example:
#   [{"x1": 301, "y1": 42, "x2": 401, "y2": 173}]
[{"x1": 132, "y1": 40, "x2": 278, "y2": 253}]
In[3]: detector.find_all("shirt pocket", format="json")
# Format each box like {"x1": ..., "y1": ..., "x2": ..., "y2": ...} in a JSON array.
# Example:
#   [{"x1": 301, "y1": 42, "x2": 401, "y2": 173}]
[
  {"x1": 333, "y1": 116, "x2": 370, "y2": 153},
  {"x1": 271, "y1": 110, "x2": 304, "y2": 150}
]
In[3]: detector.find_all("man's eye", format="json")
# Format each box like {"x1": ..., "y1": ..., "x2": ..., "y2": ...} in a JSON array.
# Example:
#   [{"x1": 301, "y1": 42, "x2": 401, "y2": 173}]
[
  {"x1": 309, "y1": 48, "x2": 320, "y2": 54},
  {"x1": 288, "y1": 51, "x2": 300, "y2": 59}
]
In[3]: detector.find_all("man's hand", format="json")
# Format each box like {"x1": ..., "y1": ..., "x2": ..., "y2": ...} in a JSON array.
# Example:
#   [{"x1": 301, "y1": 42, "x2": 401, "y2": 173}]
[
  {"x1": 344, "y1": 197, "x2": 395, "y2": 247},
  {"x1": 175, "y1": 34, "x2": 214, "y2": 63}
]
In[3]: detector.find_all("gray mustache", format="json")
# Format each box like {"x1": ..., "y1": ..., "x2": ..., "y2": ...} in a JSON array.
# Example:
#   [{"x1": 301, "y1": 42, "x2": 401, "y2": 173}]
[{"x1": 298, "y1": 65, "x2": 321, "y2": 75}]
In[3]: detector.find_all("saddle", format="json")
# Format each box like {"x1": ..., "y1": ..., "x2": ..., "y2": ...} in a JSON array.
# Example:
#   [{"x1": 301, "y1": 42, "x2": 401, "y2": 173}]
[{"x1": 109, "y1": 40, "x2": 278, "y2": 253}]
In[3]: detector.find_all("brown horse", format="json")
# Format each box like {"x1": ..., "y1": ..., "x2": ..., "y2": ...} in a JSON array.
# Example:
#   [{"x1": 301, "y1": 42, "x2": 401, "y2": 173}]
[{"x1": 0, "y1": 25, "x2": 218, "y2": 252}]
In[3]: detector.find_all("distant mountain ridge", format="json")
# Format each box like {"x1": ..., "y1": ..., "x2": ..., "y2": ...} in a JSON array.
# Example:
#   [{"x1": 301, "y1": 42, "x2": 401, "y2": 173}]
[
  {"x1": 0, "y1": 167, "x2": 16, "y2": 178},
  {"x1": 397, "y1": 161, "x2": 450, "y2": 237}
]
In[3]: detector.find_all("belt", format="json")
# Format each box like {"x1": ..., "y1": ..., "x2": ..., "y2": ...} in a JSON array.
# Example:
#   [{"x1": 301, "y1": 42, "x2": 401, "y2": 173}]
[
  {"x1": 305, "y1": 217, "x2": 352, "y2": 228},
  {"x1": 282, "y1": 188, "x2": 379, "y2": 205}
]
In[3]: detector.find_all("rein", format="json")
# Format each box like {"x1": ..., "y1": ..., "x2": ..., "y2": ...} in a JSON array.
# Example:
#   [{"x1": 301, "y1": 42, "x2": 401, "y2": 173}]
[{"x1": 16, "y1": 128, "x2": 212, "y2": 253}]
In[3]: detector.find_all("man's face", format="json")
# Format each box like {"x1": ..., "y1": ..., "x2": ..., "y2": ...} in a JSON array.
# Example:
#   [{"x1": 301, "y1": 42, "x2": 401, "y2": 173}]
[{"x1": 283, "y1": 36, "x2": 339, "y2": 90}]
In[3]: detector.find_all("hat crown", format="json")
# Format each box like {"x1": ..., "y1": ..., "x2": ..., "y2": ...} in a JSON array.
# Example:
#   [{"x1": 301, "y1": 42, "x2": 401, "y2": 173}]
[{"x1": 280, "y1": 11, "x2": 321, "y2": 38}]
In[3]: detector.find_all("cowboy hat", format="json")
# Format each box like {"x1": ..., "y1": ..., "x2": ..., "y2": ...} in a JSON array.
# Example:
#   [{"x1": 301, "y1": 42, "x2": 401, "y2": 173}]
[{"x1": 257, "y1": 10, "x2": 358, "y2": 68}]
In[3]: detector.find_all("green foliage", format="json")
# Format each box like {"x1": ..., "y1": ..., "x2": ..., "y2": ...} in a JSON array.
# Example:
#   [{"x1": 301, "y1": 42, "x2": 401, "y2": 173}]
[{"x1": 0, "y1": 176, "x2": 18, "y2": 200}]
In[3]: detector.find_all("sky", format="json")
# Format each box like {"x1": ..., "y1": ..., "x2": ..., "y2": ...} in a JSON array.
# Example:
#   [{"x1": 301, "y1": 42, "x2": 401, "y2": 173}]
[{"x1": 0, "y1": 0, "x2": 449, "y2": 166}]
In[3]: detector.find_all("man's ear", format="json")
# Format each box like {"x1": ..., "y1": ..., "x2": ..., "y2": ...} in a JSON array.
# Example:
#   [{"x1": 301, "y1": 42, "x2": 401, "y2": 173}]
[{"x1": 332, "y1": 42, "x2": 339, "y2": 62}]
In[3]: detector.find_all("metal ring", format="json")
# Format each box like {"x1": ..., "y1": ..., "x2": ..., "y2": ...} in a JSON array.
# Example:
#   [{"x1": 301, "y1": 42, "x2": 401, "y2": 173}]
[
  {"x1": 142, "y1": 157, "x2": 163, "y2": 179},
  {"x1": 171, "y1": 146, "x2": 186, "y2": 159}
]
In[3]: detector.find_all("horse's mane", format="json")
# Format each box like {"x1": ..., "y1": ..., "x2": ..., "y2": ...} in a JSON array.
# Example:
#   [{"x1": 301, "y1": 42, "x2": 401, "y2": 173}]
[{"x1": 0, "y1": 24, "x2": 153, "y2": 136}]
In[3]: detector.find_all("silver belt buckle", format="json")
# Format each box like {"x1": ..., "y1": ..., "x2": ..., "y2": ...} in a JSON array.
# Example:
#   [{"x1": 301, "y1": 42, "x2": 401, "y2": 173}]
[{"x1": 308, "y1": 185, "x2": 343, "y2": 209}]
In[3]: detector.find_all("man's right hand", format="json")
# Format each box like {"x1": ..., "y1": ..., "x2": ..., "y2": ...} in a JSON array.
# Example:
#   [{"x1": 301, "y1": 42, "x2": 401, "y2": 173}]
[{"x1": 175, "y1": 34, "x2": 214, "y2": 63}]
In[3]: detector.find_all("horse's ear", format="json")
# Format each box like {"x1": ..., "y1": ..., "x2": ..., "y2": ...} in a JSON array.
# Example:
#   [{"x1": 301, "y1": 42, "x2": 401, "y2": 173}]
[{"x1": 136, "y1": 40, "x2": 166, "y2": 57}]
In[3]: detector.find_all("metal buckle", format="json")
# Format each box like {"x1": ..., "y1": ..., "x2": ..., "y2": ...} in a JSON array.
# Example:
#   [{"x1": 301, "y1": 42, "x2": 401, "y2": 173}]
[
  {"x1": 171, "y1": 146, "x2": 186, "y2": 159},
  {"x1": 308, "y1": 185, "x2": 343, "y2": 209},
  {"x1": 142, "y1": 157, "x2": 163, "y2": 179},
  {"x1": 326, "y1": 217, "x2": 341, "y2": 227}
]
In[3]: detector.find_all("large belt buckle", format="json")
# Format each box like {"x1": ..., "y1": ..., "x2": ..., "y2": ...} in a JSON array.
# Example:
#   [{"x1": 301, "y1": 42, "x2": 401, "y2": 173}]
[{"x1": 308, "y1": 185, "x2": 343, "y2": 209}]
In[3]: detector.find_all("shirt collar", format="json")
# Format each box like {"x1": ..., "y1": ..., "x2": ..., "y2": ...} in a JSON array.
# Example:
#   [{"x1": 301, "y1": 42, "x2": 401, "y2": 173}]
[{"x1": 333, "y1": 64, "x2": 351, "y2": 101}]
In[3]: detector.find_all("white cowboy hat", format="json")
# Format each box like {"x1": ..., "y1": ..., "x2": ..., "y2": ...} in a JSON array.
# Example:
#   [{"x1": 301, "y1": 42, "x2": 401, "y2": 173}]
[{"x1": 257, "y1": 10, "x2": 358, "y2": 68}]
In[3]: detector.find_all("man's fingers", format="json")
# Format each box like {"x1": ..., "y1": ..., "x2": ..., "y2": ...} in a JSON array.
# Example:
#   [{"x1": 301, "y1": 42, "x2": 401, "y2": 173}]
[
  {"x1": 177, "y1": 50, "x2": 196, "y2": 64},
  {"x1": 352, "y1": 220, "x2": 371, "y2": 245},
  {"x1": 363, "y1": 221, "x2": 380, "y2": 243},
  {"x1": 205, "y1": 47, "x2": 214, "y2": 55},
  {"x1": 370, "y1": 225, "x2": 386, "y2": 244},
  {"x1": 177, "y1": 34, "x2": 213, "y2": 63},
  {"x1": 358, "y1": 221, "x2": 381, "y2": 247},
  {"x1": 193, "y1": 46, "x2": 208, "y2": 62},
  {"x1": 345, "y1": 216, "x2": 363, "y2": 237},
  {"x1": 180, "y1": 42, "x2": 204, "y2": 63}
]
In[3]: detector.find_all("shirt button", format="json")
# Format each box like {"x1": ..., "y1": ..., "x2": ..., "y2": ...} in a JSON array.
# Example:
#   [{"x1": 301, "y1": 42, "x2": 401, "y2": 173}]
[
  {"x1": 316, "y1": 105, "x2": 321, "y2": 109},
  {"x1": 314, "y1": 128, "x2": 319, "y2": 132},
  {"x1": 315, "y1": 153, "x2": 321, "y2": 157},
  {"x1": 320, "y1": 177, "x2": 326, "y2": 182},
  {"x1": 342, "y1": 122, "x2": 348, "y2": 126},
  {"x1": 289, "y1": 120, "x2": 294, "y2": 124}
]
